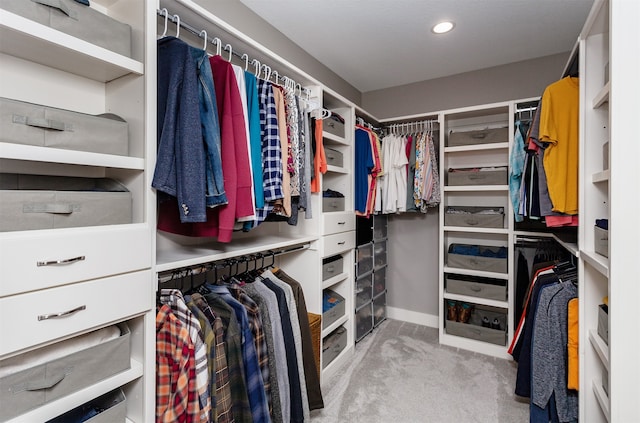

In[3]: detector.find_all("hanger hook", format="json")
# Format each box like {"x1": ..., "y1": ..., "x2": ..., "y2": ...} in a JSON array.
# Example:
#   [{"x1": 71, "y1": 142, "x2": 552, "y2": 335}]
[
  {"x1": 252, "y1": 59, "x2": 261, "y2": 75},
  {"x1": 224, "y1": 43, "x2": 233, "y2": 62},
  {"x1": 199, "y1": 29, "x2": 207, "y2": 51},
  {"x1": 172, "y1": 14, "x2": 180, "y2": 38},
  {"x1": 296, "y1": 83, "x2": 302, "y2": 97},
  {"x1": 272, "y1": 70, "x2": 279, "y2": 84},
  {"x1": 241, "y1": 53, "x2": 249, "y2": 71},
  {"x1": 212, "y1": 37, "x2": 221, "y2": 56},
  {"x1": 160, "y1": 8, "x2": 169, "y2": 38}
]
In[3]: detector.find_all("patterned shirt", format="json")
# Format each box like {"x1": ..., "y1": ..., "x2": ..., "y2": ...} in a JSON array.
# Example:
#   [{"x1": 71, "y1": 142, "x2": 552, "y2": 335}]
[{"x1": 156, "y1": 304, "x2": 200, "y2": 423}]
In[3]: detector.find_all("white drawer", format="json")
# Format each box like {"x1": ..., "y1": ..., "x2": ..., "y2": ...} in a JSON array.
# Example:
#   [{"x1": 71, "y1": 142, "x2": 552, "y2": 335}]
[
  {"x1": 322, "y1": 231, "x2": 355, "y2": 258},
  {"x1": 0, "y1": 224, "x2": 151, "y2": 297},
  {"x1": 0, "y1": 269, "x2": 152, "y2": 357},
  {"x1": 322, "y1": 212, "x2": 355, "y2": 235}
]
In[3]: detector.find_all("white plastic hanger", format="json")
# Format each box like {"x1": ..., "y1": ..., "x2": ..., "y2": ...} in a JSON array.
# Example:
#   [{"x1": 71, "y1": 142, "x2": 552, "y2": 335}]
[
  {"x1": 224, "y1": 44, "x2": 233, "y2": 62},
  {"x1": 241, "y1": 54, "x2": 249, "y2": 71},
  {"x1": 252, "y1": 59, "x2": 261, "y2": 76},
  {"x1": 199, "y1": 30, "x2": 207, "y2": 51},
  {"x1": 171, "y1": 14, "x2": 180, "y2": 38},
  {"x1": 212, "y1": 37, "x2": 222, "y2": 56},
  {"x1": 159, "y1": 8, "x2": 169, "y2": 38}
]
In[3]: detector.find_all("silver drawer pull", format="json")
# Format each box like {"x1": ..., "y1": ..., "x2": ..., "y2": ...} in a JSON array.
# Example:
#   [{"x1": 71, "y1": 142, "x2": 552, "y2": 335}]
[
  {"x1": 37, "y1": 255, "x2": 85, "y2": 267},
  {"x1": 337, "y1": 241, "x2": 346, "y2": 245},
  {"x1": 38, "y1": 305, "x2": 86, "y2": 321},
  {"x1": 337, "y1": 221, "x2": 346, "y2": 225}
]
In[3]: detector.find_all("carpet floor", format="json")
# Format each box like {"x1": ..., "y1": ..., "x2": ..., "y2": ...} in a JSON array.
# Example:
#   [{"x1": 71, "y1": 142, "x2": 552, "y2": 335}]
[{"x1": 311, "y1": 319, "x2": 529, "y2": 423}]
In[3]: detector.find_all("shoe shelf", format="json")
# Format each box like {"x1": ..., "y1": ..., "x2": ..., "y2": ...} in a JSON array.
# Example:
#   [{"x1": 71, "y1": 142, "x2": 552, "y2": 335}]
[
  {"x1": 443, "y1": 226, "x2": 509, "y2": 235},
  {"x1": 589, "y1": 329, "x2": 610, "y2": 370},
  {"x1": 593, "y1": 381, "x2": 610, "y2": 422}
]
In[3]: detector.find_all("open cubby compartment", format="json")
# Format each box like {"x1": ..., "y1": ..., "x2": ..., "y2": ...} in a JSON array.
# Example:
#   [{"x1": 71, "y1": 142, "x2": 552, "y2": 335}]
[
  {"x1": 444, "y1": 105, "x2": 510, "y2": 148},
  {"x1": 444, "y1": 232, "x2": 509, "y2": 274},
  {"x1": 444, "y1": 301, "x2": 508, "y2": 346},
  {"x1": 444, "y1": 192, "x2": 508, "y2": 229}
]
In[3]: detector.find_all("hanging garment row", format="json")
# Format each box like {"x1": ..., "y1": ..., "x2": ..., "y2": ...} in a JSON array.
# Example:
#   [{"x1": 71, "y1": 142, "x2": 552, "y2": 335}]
[
  {"x1": 155, "y1": 9, "x2": 331, "y2": 243},
  {"x1": 355, "y1": 120, "x2": 440, "y2": 216},
  {"x1": 157, "y1": 254, "x2": 323, "y2": 423},
  {"x1": 510, "y1": 75, "x2": 580, "y2": 229}
]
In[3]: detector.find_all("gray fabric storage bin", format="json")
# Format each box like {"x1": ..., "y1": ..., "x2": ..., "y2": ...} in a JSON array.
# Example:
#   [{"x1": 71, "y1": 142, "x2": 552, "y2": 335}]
[
  {"x1": 0, "y1": 0, "x2": 132, "y2": 57},
  {"x1": 324, "y1": 116, "x2": 345, "y2": 138},
  {"x1": 444, "y1": 206, "x2": 505, "y2": 228},
  {"x1": 322, "y1": 289, "x2": 345, "y2": 329},
  {"x1": 445, "y1": 305, "x2": 507, "y2": 346},
  {"x1": 594, "y1": 226, "x2": 608, "y2": 257},
  {"x1": 355, "y1": 274, "x2": 373, "y2": 309},
  {"x1": 322, "y1": 255, "x2": 343, "y2": 281},
  {"x1": 447, "y1": 244, "x2": 508, "y2": 274},
  {"x1": 0, "y1": 173, "x2": 132, "y2": 232},
  {"x1": 47, "y1": 388, "x2": 126, "y2": 423},
  {"x1": 356, "y1": 302, "x2": 373, "y2": 341},
  {"x1": 447, "y1": 167, "x2": 508, "y2": 186},
  {"x1": 446, "y1": 274, "x2": 507, "y2": 301},
  {"x1": 325, "y1": 147, "x2": 343, "y2": 167},
  {"x1": 322, "y1": 197, "x2": 345, "y2": 212},
  {"x1": 448, "y1": 127, "x2": 509, "y2": 147},
  {"x1": 0, "y1": 97, "x2": 129, "y2": 156},
  {"x1": 322, "y1": 325, "x2": 347, "y2": 368},
  {"x1": 598, "y1": 304, "x2": 608, "y2": 345},
  {"x1": 0, "y1": 324, "x2": 130, "y2": 421}
]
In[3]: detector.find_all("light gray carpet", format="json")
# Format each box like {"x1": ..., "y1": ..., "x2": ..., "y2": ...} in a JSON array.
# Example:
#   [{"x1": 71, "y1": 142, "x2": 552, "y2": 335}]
[{"x1": 311, "y1": 319, "x2": 529, "y2": 422}]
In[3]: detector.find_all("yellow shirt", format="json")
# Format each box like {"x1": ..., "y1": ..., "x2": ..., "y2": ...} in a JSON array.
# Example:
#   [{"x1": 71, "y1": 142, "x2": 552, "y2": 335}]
[{"x1": 539, "y1": 77, "x2": 580, "y2": 215}]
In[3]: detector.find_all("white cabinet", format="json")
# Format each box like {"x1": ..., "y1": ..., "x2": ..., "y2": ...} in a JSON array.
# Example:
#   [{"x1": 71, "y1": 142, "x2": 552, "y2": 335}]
[{"x1": 0, "y1": 1, "x2": 155, "y2": 421}]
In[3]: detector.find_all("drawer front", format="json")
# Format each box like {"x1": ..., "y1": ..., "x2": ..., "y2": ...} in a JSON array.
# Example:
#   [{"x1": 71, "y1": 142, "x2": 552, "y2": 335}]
[
  {"x1": 0, "y1": 224, "x2": 151, "y2": 297},
  {"x1": 0, "y1": 270, "x2": 152, "y2": 357},
  {"x1": 447, "y1": 278, "x2": 506, "y2": 301},
  {"x1": 323, "y1": 212, "x2": 355, "y2": 235},
  {"x1": 322, "y1": 231, "x2": 355, "y2": 258}
]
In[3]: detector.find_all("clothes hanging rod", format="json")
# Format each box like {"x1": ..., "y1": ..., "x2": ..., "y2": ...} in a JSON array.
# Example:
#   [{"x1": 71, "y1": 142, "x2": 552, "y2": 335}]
[
  {"x1": 157, "y1": 243, "x2": 310, "y2": 283},
  {"x1": 157, "y1": 8, "x2": 310, "y2": 97}
]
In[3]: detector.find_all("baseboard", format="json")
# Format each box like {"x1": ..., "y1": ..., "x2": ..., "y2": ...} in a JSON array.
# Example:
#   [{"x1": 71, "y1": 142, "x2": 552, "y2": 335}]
[{"x1": 386, "y1": 306, "x2": 439, "y2": 328}]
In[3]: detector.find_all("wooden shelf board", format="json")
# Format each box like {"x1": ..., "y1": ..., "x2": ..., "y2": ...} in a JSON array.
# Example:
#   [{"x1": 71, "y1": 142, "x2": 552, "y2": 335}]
[
  {"x1": 444, "y1": 185, "x2": 509, "y2": 192},
  {"x1": 589, "y1": 329, "x2": 610, "y2": 370},
  {"x1": 443, "y1": 292, "x2": 508, "y2": 309},
  {"x1": 592, "y1": 82, "x2": 611, "y2": 109},
  {"x1": 444, "y1": 142, "x2": 509, "y2": 153},
  {"x1": 580, "y1": 249, "x2": 609, "y2": 277},
  {"x1": 444, "y1": 226, "x2": 509, "y2": 235},
  {"x1": 592, "y1": 170, "x2": 610, "y2": 183},
  {"x1": 443, "y1": 266, "x2": 509, "y2": 280}
]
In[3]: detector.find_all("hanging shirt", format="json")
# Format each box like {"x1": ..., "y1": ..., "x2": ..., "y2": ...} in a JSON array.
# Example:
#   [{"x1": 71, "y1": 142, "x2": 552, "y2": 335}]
[
  {"x1": 510, "y1": 121, "x2": 527, "y2": 222},
  {"x1": 272, "y1": 85, "x2": 291, "y2": 217},
  {"x1": 233, "y1": 65, "x2": 257, "y2": 222},
  {"x1": 245, "y1": 71, "x2": 266, "y2": 210},
  {"x1": 355, "y1": 127, "x2": 374, "y2": 213}
]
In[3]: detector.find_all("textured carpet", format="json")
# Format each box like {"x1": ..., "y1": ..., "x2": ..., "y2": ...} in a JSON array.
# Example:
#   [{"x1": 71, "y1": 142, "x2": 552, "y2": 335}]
[{"x1": 311, "y1": 319, "x2": 529, "y2": 423}]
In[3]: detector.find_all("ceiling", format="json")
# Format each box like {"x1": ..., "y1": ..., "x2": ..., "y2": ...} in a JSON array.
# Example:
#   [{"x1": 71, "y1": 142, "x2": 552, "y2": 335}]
[{"x1": 239, "y1": 0, "x2": 594, "y2": 93}]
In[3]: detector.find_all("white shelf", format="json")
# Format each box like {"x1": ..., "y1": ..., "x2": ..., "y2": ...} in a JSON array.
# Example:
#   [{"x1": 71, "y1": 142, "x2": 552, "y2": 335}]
[
  {"x1": 326, "y1": 164, "x2": 349, "y2": 174},
  {"x1": 513, "y1": 231, "x2": 579, "y2": 257},
  {"x1": 0, "y1": 11, "x2": 144, "y2": 82},
  {"x1": 592, "y1": 82, "x2": 611, "y2": 109},
  {"x1": 444, "y1": 226, "x2": 509, "y2": 235},
  {"x1": 444, "y1": 142, "x2": 509, "y2": 153},
  {"x1": 321, "y1": 343, "x2": 354, "y2": 379},
  {"x1": 443, "y1": 292, "x2": 508, "y2": 309},
  {"x1": 439, "y1": 332, "x2": 511, "y2": 359},
  {"x1": 6, "y1": 358, "x2": 143, "y2": 423},
  {"x1": 0, "y1": 143, "x2": 145, "y2": 170},
  {"x1": 592, "y1": 170, "x2": 610, "y2": 183},
  {"x1": 589, "y1": 329, "x2": 610, "y2": 370},
  {"x1": 581, "y1": 249, "x2": 610, "y2": 277},
  {"x1": 444, "y1": 185, "x2": 509, "y2": 192},
  {"x1": 322, "y1": 313, "x2": 349, "y2": 337},
  {"x1": 443, "y1": 266, "x2": 509, "y2": 280},
  {"x1": 322, "y1": 272, "x2": 348, "y2": 290},
  {"x1": 323, "y1": 131, "x2": 349, "y2": 146},
  {"x1": 593, "y1": 381, "x2": 611, "y2": 422}
]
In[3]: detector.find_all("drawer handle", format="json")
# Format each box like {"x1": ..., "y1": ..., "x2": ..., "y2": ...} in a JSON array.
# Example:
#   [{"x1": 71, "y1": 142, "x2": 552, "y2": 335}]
[
  {"x1": 337, "y1": 241, "x2": 346, "y2": 245},
  {"x1": 37, "y1": 255, "x2": 85, "y2": 267},
  {"x1": 337, "y1": 221, "x2": 346, "y2": 225},
  {"x1": 13, "y1": 115, "x2": 70, "y2": 131},
  {"x1": 326, "y1": 266, "x2": 335, "y2": 272},
  {"x1": 470, "y1": 286, "x2": 483, "y2": 292},
  {"x1": 24, "y1": 372, "x2": 66, "y2": 391},
  {"x1": 38, "y1": 305, "x2": 86, "y2": 321},
  {"x1": 465, "y1": 219, "x2": 479, "y2": 226},
  {"x1": 32, "y1": 0, "x2": 79, "y2": 19}
]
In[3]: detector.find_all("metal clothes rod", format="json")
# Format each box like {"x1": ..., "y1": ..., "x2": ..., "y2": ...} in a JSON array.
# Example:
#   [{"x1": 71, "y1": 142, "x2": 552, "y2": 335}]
[
  {"x1": 157, "y1": 243, "x2": 310, "y2": 283},
  {"x1": 157, "y1": 8, "x2": 310, "y2": 97}
]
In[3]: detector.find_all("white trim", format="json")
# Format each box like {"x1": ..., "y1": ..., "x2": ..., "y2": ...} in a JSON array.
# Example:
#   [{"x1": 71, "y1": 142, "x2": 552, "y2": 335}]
[{"x1": 386, "y1": 306, "x2": 438, "y2": 328}]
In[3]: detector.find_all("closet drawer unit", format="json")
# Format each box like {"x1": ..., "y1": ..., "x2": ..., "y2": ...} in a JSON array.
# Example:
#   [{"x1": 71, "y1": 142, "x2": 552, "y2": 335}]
[
  {"x1": 373, "y1": 240, "x2": 387, "y2": 269},
  {"x1": 0, "y1": 0, "x2": 132, "y2": 58},
  {"x1": 322, "y1": 325, "x2": 347, "y2": 368},
  {"x1": 594, "y1": 226, "x2": 608, "y2": 257},
  {"x1": 373, "y1": 291, "x2": 386, "y2": 327},
  {"x1": 0, "y1": 325, "x2": 130, "y2": 421},
  {"x1": 47, "y1": 388, "x2": 126, "y2": 423},
  {"x1": 373, "y1": 266, "x2": 386, "y2": 297},
  {"x1": 447, "y1": 243, "x2": 508, "y2": 274},
  {"x1": 322, "y1": 289, "x2": 345, "y2": 330},
  {"x1": 325, "y1": 147, "x2": 343, "y2": 167},
  {"x1": 355, "y1": 302, "x2": 373, "y2": 342},
  {"x1": 322, "y1": 231, "x2": 355, "y2": 258},
  {"x1": 0, "y1": 269, "x2": 152, "y2": 356},
  {"x1": 0, "y1": 224, "x2": 150, "y2": 297},
  {"x1": 447, "y1": 127, "x2": 509, "y2": 147},
  {"x1": 444, "y1": 206, "x2": 505, "y2": 228},
  {"x1": 446, "y1": 274, "x2": 507, "y2": 301},
  {"x1": 447, "y1": 167, "x2": 507, "y2": 186},
  {"x1": 0, "y1": 173, "x2": 132, "y2": 232},
  {"x1": 445, "y1": 304, "x2": 507, "y2": 346},
  {"x1": 323, "y1": 115, "x2": 345, "y2": 139},
  {"x1": 373, "y1": 215, "x2": 387, "y2": 240},
  {"x1": 355, "y1": 242, "x2": 373, "y2": 277},
  {"x1": 355, "y1": 274, "x2": 373, "y2": 309},
  {"x1": 322, "y1": 255, "x2": 344, "y2": 281},
  {"x1": 0, "y1": 97, "x2": 129, "y2": 156},
  {"x1": 323, "y1": 212, "x2": 355, "y2": 235}
]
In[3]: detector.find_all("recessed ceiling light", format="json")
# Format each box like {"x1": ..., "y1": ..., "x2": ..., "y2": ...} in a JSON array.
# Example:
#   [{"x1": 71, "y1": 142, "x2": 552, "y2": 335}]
[{"x1": 432, "y1": 21, "x2": 455, "y2": 34}]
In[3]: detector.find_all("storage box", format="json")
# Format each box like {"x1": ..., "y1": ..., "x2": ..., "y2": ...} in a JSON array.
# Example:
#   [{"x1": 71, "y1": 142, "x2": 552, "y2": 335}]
[
  {"x1": 373, "y1": 266, "x2": 386, "y2": 297},
  {"x1": 447, "y1": 244, "x2": 508, "y2": 274},
  {"x1": 373, "y1": 240, "x2": 387, "y2": 269},
  {"x1": 444, "y1": 206, "x2": 505, "y2": 228},
  {"x1": 0, "y1": 97, "x2": 129, "y2": 156},
  {"x1": 46, "y1": 388, "x2": 126, "y2": 423},
  {"x1": 373, "y1": 215, "x2": 388, "y2": 240},
  {"x1": 322, "y1": 289, "x2": 345, "y2": 329},
  {"x1": 446, "y1": 274, "x2": 507, "y2": 301},
  {"x1": 598, "y1": 304, "x2": 608, "y2": 345},
  {"x1": 322, "y1": 325, "x2": 347, "y2": 368},
  {"x1": 0, "y1": 173, "x2": 132, "y2": 232},
  {"x1": 447, "y1": 127, "x2": 509, "y2": 147},
  {"x1": 0, "y1": 0, "x2": 132, "y2": 57},
  {"x1": 356, "y1": 302, "x2": 373, "y2": 341},
  {"x1": 0, "y1": 323, "x2": 130, "y2": 421},
  {"x1": 373, "y1": 291, "x2": 386, "y2": 327},
  {"x1": 356, "y1": 243, "x2": 373, "y2": 277},
  {"x1": 447, "y1": 167, "x2": 508, "y2": 186},
  {"x1": 323, "y1": 115, "x2": 345, "y2": 138},
  {"x1": 445, "y1": 304, "x2": 507, "y2": 346},
  {"x1": 594, "y1": 226, "x2": 608, "y2": 257},
  {"x1": 322, "y1": 197, "x2": 345, "y2": 212},
  {"x1": 355, "y1": 274, "x2": 373, "y2": 309},
  {"x1": 325, "y1": 147, "x2": 344, "y2": 167},
  {"x1": 322, "y1": 255, "x2": 343, "y2": 281}
]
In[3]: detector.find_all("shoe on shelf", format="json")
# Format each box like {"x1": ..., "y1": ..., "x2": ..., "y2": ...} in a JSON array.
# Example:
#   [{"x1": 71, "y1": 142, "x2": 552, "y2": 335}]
[
  {"x1": 458, "y1": 302, "x2": 472, "y2": 324},
  {"x1": 481, "y1": 316, "x2": 491, "y2": 328},
  {"x1": 491, "y1": 318, "x2": 501, "y2": 330},
  {"x1": 447, "y1": 300, "x2": 458, "y2": 321}
]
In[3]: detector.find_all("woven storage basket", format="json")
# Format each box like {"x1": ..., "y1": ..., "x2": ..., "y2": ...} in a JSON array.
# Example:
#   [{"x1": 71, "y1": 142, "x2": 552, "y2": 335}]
[{"x1": 308, "y1": 312, "x2": 322, "y2": 376}]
